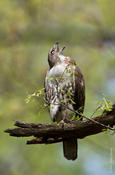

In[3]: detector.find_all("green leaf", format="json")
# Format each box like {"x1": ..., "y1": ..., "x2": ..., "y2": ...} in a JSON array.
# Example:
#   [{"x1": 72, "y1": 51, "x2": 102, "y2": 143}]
[
  {"x1": 97, "y1": 95, "x2": 112, "y2": 112},
  {"x1": 70, "y1": 114, "x2": 76, "y2": 121},
  {"x1": 25, "y1": 88, "x2": 45, "y2": 104},
  {"x1": 76, "y1": 115, "x2": 80, "y2": 120},
  {"x1": 53, "y1": 121, "x2": 57, "y2": 125}
]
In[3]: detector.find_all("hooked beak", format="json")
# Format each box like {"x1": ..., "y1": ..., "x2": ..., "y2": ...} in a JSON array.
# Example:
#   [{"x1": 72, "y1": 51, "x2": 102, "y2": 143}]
[
  {"x1": 54, "y1": 42, "x2": 59, "y2": 52},
  {"x1": 59, "y1": 46, "x2": 66, "y2": 55}
]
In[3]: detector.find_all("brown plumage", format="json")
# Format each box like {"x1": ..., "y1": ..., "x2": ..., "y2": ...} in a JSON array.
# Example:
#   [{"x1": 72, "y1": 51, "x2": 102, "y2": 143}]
[{"x1": 44, "y1": 42, "x2": 85, "y2": 160}]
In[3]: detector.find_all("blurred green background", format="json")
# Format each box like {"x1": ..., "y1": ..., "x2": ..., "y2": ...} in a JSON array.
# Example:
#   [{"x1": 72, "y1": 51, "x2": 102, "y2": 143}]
[{"x1": 0, "y1": 0, "x2": 115, "y2": 175}]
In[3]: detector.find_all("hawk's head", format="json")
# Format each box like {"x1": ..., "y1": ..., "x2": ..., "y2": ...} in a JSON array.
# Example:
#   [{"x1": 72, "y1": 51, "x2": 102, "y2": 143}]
[{"x1": 48, "y1": 42, "x2": 65, "y2": 69}]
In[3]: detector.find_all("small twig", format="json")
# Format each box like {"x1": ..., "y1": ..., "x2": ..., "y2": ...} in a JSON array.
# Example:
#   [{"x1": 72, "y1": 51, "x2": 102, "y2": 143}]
[
  {"x1": 90, "y1": 105, "x2": 102, "y2": 118},
  {"x1": 66, "y1": 105, "x2": 114, "y2": 131},
  {"x1": 43, "y1": 102, "x2": 115, "y2": 131}
]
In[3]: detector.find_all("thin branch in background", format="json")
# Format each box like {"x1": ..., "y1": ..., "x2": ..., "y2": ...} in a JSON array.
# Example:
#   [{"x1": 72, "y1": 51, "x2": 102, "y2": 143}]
[
  {"x1": 90, "y1": 104, "x2": 102, "y2": 118},
  {"x1": 43, "y1": 101, "x2": 115, "y2": 131},
  {"x1": 63, "y1": 104, "x2": 115, "y2": 131}
]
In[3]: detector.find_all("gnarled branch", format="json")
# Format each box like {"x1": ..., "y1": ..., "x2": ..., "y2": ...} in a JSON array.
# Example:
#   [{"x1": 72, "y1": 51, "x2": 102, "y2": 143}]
[{"x1": 4, "y1": 105, "x2": 115, "y2": 144}]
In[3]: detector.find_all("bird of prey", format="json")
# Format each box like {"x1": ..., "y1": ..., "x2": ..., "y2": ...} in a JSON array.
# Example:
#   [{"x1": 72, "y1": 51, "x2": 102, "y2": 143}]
[{"x1": 44, "y1": 42, "x2": 85, "y2": 160}]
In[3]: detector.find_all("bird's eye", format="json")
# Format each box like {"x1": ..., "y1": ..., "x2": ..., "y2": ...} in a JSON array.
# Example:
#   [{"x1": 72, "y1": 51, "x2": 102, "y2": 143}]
[{"x1": 51, "y1": 49, "x2": 55, "y2": 55}]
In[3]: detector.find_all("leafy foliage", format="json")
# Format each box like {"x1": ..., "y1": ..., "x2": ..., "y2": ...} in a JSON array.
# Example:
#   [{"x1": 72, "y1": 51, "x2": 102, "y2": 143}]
[
  {"x1": 25, "y1": 88, "x2": 45, "y2": 104},
  {"x1": 97, "y1": 96, "x2": 112, "y2": 112}
]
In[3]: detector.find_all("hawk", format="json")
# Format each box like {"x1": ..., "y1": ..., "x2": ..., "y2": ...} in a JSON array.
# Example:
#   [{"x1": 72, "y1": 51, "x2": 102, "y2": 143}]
[{"x1": 44, "y1": 42, "x2": 85, "y2": 160}]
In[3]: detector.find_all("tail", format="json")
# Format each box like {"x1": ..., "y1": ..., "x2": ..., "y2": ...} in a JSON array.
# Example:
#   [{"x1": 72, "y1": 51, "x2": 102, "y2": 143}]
[{"x1": 63, "y1": 138, "x2": 77, "y2": 160}]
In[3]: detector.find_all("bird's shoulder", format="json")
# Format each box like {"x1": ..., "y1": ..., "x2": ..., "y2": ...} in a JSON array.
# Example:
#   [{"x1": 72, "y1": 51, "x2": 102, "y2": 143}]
[{"x1": 63, "y1": 56, "x2": 76, "y2": 66}]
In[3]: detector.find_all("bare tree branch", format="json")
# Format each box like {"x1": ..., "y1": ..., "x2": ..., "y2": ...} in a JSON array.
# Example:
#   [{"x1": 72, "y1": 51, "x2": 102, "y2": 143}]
[{"x1": 4, "y1": 105, "x2": 115, "y2": 144}]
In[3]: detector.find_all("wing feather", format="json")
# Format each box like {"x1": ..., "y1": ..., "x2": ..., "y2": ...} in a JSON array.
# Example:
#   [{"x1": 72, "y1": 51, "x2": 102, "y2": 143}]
[{"x1": 73, "y1": 66, "x2": 85, "y2": 115}]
